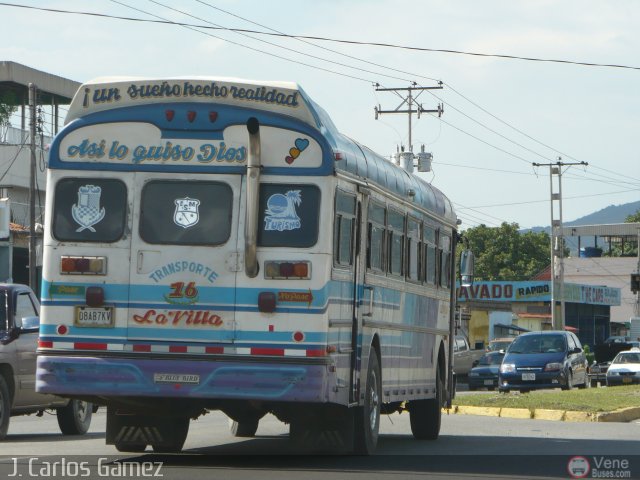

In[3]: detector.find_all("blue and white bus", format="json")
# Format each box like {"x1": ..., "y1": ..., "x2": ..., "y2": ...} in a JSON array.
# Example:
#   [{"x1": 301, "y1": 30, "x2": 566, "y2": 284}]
[{"x1": 37, "y1": 77, "x2": 466, "y2": 454}]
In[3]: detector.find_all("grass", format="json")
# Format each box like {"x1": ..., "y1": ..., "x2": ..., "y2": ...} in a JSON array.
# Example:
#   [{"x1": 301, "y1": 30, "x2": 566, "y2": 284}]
[{"x1": 452, "y1": 386, "x2": 640, "y2": 413}]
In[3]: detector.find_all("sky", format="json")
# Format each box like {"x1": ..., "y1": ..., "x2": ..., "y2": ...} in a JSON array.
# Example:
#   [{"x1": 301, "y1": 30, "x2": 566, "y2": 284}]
[{"x1": 1, "y1": 0, "x2": 639, "y2": 230}]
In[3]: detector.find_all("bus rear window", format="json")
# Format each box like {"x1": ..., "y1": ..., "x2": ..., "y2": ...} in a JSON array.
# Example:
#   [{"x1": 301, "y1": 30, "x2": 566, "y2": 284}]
[
  {"x1": 52, "y1": 178, "x2": 127, "y2": 243},
  {"x1": 258, "y1": 184, "x2": 320, "y2": 248},
  {"x1": 140, "y1": 181, "x2": 232, "y2": 245}
]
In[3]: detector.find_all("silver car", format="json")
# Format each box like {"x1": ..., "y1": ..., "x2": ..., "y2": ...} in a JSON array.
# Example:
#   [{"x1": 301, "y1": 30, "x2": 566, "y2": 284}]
[{"x1": 0, "y1": 283, "x2": 94, "y2": 440}]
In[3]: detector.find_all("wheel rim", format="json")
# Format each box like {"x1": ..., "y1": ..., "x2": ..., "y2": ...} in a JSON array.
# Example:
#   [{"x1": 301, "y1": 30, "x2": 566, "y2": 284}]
[
  {"x1": 369, "y1": 370, "x2": 379, "y2": 431},
  {"x1": 75, "y1": 401, "x2": 89, "y2": 422}
]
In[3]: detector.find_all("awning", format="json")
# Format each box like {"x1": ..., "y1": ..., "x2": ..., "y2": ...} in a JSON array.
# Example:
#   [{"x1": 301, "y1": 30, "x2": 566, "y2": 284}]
[{"x1": 493, "y1": 323, "x2": 530, "y2": 333}]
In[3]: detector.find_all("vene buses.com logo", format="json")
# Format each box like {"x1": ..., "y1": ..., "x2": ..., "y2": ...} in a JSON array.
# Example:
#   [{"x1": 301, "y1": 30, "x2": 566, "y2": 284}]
[{"x1": 568, "y1": 456, "x2": 590, "y2": 478}]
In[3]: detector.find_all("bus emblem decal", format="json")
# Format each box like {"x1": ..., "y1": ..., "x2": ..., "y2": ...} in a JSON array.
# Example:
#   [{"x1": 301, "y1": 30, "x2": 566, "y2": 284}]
[
  {"x1": 72, "y1": 185, "x2": 106, "y2": 232},
  {"x1": 174, "y1": 197, "x2": 200, "y2": 229},
  {"x1": 264, "y1": 190, "x2": 302, "y2": 231}
]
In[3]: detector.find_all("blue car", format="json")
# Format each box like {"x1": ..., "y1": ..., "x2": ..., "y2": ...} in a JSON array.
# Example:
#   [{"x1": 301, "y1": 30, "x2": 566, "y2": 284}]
[
  {"x1": 468, "y1": 351, "x2": 505, "y2": 391},
  {"x1": 499, "y1": 331, "x2": 588, "y2": 393}
]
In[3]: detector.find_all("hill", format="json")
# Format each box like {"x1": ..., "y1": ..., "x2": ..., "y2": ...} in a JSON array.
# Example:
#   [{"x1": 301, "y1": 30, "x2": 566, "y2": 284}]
[{"x1": 527, "y1": 200, "x2": 640, "y2": 233}]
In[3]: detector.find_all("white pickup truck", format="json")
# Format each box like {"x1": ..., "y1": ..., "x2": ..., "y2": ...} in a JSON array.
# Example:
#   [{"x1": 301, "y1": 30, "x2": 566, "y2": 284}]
[{"x1": 453, "y1": 335, "x2": 485, "y2": 377}]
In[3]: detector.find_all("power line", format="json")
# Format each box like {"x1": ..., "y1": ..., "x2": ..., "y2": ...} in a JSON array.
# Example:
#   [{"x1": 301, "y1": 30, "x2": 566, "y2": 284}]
[
  {"x1": 2, "y1": 2, "x2": 640, "y2": 71},
  {"x1": 107, "y1": 1, "x2": 375, "y2": 84},
  {"x1": 5, "y1": 1, "x2": 637, "y2": 197}
]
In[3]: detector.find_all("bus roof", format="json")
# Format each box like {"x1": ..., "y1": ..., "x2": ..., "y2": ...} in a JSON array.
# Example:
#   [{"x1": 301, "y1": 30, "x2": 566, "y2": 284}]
[{"x1": 66, "y1": 76, "x2": 320, "y2": 127}]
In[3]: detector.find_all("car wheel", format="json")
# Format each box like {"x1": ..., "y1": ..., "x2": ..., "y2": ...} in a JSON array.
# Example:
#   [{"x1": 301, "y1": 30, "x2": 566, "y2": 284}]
[
  {"x1": 0, "y1": 375, "x2": 11, "y2": 440},
  {"x1": 354, "y1": 350, "x2": 381, "y2": 454},
  {"x1": 409, "y1": 366, "x2": 442, "y2": 440},
  {"x1": 57, "y1": 400, "x2": 92, "y2": 435},
  {"x1": 561, "y1": 371, "x2": 574, "y2": 391}
]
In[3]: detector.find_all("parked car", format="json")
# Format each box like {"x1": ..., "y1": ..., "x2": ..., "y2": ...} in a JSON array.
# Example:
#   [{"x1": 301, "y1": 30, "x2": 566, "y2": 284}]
[
  {"x1": 486, "y1": 337, "x2": 514, "y2": 352},
  {"x1": 453, "y1": 335, "x2": 485, "y2": 376},
  {"x1": 605, "y1": 349, "x2": 640, "y2": 386},
  {"x1": 468, "y1": 351, "x2": 505, "y2": 391},
  {"x1": 499, "y1": 330, "x2": 588, "y2": 393},
  {"x1": 589, "y1": 339, "x2": 640, "y2": 387},
  {"x1": 0, "y1": 283, "x2": 94, "y2": 440}
]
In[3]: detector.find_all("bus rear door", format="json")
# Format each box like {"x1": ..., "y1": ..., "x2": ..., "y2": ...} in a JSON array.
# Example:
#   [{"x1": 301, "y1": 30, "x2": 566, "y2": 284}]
[{"x1": 128, "y1": 174, "x2": 241, "y2": 346}]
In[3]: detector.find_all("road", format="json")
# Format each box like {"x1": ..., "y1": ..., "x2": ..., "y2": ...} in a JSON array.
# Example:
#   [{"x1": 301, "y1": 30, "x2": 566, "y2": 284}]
[{"x1": 1, "y1": 408, "x2": 639, "y2": 479}]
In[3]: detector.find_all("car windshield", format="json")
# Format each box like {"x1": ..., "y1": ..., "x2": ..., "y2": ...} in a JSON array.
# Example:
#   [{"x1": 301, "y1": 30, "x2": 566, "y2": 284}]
[
  {"x1": 489, "y1": 341, "x2": 512, "y2": 351},
  {"x1": 478, "y1": 353, "x2": 505, "y2": 365},
  {"x1": 613, "y1": 353, "x2": 640, "y2": 364},
  {"x1": 508, "y1": 334, "x2": 566, "y2": 354}
]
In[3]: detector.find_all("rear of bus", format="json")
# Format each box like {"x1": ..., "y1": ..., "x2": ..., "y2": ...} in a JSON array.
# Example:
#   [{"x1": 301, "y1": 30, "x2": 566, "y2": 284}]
[{"x1": 36, "y1": 78, "x2": 348, "y2": 449}]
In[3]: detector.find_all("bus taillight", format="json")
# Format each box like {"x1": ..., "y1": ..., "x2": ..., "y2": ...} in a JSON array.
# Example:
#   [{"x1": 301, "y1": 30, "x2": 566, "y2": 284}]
[
  {"x1": 60, "y1": 256, "x2": 107, "y2": 275},
  {"x1": 264, "y1": 261, "x2": 310, "y2": 280}
]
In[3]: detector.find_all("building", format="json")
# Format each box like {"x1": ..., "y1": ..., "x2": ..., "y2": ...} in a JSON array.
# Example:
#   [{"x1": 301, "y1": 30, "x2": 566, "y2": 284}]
[
  {"x1": 457, "y1": 280, "x2": 621, "y2": 349},
  {"x1": 0, "y1": 61, "x2": 80, "y2": 289}
]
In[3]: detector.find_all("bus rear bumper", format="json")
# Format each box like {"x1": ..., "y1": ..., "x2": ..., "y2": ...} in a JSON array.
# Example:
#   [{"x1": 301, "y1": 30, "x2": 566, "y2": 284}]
[{"x1": 36, "y1": 354, "x2": 332, "y2": 402}]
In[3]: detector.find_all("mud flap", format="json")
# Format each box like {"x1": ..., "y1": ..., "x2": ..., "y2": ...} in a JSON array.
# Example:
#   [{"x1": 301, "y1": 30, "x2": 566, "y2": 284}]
[
  {"x1": 106, "y1": 407, "x2": 187, "y2": 450},
  {"x1": 289, "y1": 407, "x2": 355, "y2": 454}
]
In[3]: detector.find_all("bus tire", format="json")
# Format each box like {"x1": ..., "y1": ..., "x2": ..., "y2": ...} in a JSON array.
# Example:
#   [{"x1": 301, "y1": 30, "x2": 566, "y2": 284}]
[
  {"x1": 229, "y1": 418, "x2": 259, "y2": 437},
  {"x1": 0, "y1": 375, "x2": 11, "y2": 440},
  {"x1": 354, "y1": 349, "x2": 381, "y2": 455},
  {"x1": 57, "y1": 400, "x2": 92, "y2": 435},
  {"x1": 151, "y1": 417, "x2": 189, "y2": 453},
  {"x1": 409, "y1": 366, "x2": 442, "y2": 440}
]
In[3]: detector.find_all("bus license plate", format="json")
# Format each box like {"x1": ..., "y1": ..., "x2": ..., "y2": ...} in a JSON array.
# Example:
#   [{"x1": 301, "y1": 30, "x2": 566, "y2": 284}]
[
  {"x1": 154, "y1": 373, "x2": 200, "y2": 385},
  {"x1": 522, "y1": 373, "x2": 536, "y2": 381},
  {"x1": 484, "y1": 380, "x2": 494, "y2": 385},
  {"x1": 75, "y1": 306, "x2": 114, "y2": 327}
]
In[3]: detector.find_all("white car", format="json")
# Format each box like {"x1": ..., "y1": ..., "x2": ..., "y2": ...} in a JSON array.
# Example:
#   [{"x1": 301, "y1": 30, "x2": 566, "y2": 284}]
[{"x1": 605, "y1": 349, "x2": 640, "y2": 386}]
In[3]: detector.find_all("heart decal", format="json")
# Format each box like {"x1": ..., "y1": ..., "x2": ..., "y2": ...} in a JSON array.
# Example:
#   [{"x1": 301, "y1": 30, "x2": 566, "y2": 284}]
[
  {"x1": 295, "y1": 138, "x2": 309, "y2": 151},
  {"x1": 284, "y1": 138, "x2": 310, "y2": 165}
]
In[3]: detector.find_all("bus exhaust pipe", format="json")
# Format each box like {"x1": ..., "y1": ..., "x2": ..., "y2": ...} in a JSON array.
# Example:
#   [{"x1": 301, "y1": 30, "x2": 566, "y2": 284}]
[{"x1": 245, "y1": 117, "x2": 261, "y2": 278}]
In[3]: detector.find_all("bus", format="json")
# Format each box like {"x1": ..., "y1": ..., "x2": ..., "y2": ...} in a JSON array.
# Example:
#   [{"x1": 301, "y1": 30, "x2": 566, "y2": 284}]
[{"x1": 37, "y1": 77, "x2": 467, "y2": 454}]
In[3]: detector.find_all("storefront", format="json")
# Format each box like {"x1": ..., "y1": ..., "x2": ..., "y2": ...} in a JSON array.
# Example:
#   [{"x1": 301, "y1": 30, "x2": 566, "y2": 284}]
[{"x1": 457, "y1": 281, "x2": 621, "y2": 348}]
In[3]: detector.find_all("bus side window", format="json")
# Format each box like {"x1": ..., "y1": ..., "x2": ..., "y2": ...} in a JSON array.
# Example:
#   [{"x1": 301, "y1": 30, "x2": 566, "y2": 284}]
[
  {"x1": 334, "y1": 190, "x2": 357, "y2": 267},
  {"x1": 387, "y1": 209, "x2": 404, "y2": 277},
  {"x1": 423, "y1": 224, "x2": 437, "y2": 285},
  {"x1": 440, "y1": 233, "x2": 451, "y2": 289},
  {"x1": 406, "y1": 217, "x2": 421, "y2": 283},
  {"x1": 367, "y1": 202, "x2": 386, "y2": 273}
]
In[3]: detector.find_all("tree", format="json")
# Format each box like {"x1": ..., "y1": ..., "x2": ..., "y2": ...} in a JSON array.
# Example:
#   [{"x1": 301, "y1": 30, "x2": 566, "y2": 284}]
[
  {"x1": 625, "y1": 209, "x2": 640, "y2": 224},
  {"x1": 602, "y1": 208, "x2": 640, "y2": 257},
  {"x1": 0, "y1": 91, "x2": 18, "y2": 126},
  {"x1": 457, "y1": 222, "x2": 550, "y2": 281}
]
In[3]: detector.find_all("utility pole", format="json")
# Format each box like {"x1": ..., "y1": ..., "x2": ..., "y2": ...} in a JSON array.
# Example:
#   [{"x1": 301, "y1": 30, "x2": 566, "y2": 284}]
[
  {"x1": 374, "y1": 82, "x2": 443, "y2": 154},
  {"x1": 28, "y1": 83, "x2": 37, "y2": 293},
  {"x1": 533, "y1": 158, "x2": 588, "y2": 330}
]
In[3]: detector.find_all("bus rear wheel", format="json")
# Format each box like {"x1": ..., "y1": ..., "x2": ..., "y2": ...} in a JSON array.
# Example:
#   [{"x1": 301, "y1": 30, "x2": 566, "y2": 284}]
[
  {"x1": 151, "y1": 417, "x2": 190, "y2": 453},
  {"x1": 353, "y1": 350, "x2": 381, "y2": 454},
  {"x1": 229, "y1": 418, "x2": 259, "y2": 437},
  {"x1": 57, "y1": 400, "x2": 93, "y2": 435},
  {"x1": 409, "y1": 366, "x2": 442, "y2": 440}
]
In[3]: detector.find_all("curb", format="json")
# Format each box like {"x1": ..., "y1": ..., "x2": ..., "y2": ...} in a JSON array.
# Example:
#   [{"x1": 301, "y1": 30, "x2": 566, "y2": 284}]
[{"x1": 446, "y1": 405, "x2": 640, "y2": 422}]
